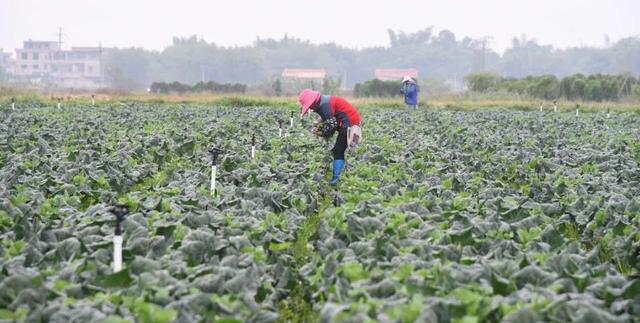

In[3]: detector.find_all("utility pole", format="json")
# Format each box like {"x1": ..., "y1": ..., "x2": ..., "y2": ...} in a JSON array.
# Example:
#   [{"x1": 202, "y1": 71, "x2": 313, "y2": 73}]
[
  {"x1": 99, "y1": 41, "x2": 104, "y2": 89},
  {"x1": 481, "y1": 39, "x2": 486, "y2": 71},
  {"x1": 342, "y1": 70, "x2": 347, "y2": 91},
  {"x1": 617, "y1": 72, "x2": 631, "y2": 98},
  {"x1": 57, "y1": 27, "x2": 65, "y2": 50}
]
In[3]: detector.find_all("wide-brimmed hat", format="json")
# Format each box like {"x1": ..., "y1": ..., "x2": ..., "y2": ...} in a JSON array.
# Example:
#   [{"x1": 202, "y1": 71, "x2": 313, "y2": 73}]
[
  {"x1": 402, "y1": 76, "x2": 414, "y2": 83},
  {"x1": 298, "y1": 89, "x2": 321, "y2": 117}
]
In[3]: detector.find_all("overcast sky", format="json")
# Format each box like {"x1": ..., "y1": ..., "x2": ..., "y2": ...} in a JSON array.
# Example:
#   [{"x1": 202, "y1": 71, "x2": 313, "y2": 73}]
[{"x1": 1, "y1": 0, "x2": 638, "y2": 55}]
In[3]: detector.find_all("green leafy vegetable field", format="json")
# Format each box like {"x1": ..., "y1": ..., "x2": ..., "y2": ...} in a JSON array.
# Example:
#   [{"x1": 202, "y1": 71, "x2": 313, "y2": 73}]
[{"x1": 0, "y1": 104, "x2": 639, "y2": 322}]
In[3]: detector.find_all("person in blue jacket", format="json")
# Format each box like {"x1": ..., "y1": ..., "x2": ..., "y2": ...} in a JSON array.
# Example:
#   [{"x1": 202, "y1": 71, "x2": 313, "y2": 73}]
[{"x1": 400, "y1": 76, "x2": 418, "y2": 110}]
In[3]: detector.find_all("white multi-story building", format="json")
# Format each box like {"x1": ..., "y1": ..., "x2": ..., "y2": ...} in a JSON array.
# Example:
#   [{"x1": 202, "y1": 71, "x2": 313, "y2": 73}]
[
  {"x1": 0, "y1": 49, "x2": 14, "y2": 79},
  {"x1": 14, "y1": 40, "x2": 106, "y2": 88}
]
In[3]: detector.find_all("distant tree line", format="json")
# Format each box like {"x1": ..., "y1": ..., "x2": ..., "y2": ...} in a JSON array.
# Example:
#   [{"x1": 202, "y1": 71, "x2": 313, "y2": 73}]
[
  {"x1": 354, "y1": 79, "x2": 404, "y2": 97},
  {"x1": 104, "y1": 30, "x2": 640, "y2": 92},
  {"x1": 465, "y1": 72, "x2": 639, "y2": 101},
  {"x1": 150, "y1": 81, "x2": 246, "y2": 94}
]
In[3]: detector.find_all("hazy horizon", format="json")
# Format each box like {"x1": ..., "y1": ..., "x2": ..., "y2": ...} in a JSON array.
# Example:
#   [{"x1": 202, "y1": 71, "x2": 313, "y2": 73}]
[{"x1": 1, "y1": 0, "x2": 639, "y2": 56}]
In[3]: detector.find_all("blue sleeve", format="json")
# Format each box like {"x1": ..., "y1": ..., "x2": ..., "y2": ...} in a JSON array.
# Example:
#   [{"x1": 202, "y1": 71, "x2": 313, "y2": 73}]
[{"x1": 317, "y1": 101, "x2": 332, "y2": 121}]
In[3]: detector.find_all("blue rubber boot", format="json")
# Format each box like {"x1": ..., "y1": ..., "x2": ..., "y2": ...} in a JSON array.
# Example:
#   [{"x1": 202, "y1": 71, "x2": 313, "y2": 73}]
[{"x1": 330, "y1": 160, "x2": 345, "y2": 185}]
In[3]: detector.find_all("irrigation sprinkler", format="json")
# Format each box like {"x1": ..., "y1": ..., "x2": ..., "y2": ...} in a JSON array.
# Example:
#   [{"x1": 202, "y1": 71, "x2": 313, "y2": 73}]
[
  {"x1": 278, "y1": 119, "x2": 283, "y2": 137},
  {"x1": 11, "y1": 97, "x2": 15, "y2": 110},
  {"x1": 553, "y1": 100, "x2": 557, "y2": 113},
  {"x1": 539, "y1": 102, "x2": 543, "y2": 112},
  {"x1": 92, "y1": 94, "x2": 96, "y2": 106},
  {"x1": 209, "y1": 147, "x2": 223, "y2": 195},
  {"x1": 109, "y1": 205, "x2": 128, "y2": 273},
  {"x1": 290, "y1": 111, "x2": 294, "y2": 128},
  {"x1": 251, "y1": 134, "x2": 256, "y2": 159},
  {"x1": 575, "y1": 104, "x2": 579, "y2": 117},
  {"x1": 57, "y1": 98, "x2": 62, "y2": 109},
  {"x1": 607, "y1": 107, "x2": 610, "y2": 119}
]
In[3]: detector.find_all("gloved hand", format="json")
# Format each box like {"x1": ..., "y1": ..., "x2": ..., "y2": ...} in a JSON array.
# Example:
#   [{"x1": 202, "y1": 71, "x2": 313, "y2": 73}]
[
  {"x1": 308, "y1": 119, "x2": 321, "y2": 135},
  {"x1": 318, "y1": 118, "x2": 338, "y2": 138}
]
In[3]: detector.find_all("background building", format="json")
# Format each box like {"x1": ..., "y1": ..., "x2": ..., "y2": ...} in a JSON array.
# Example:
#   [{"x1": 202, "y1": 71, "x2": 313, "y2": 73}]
[
  {"x1": 13, "y1": 40, "x2": 106, "y2": 89},
  {"x1": 281, "y1": 68, "x2": 326, "y2": 79},
  {"x1": 280, "y1": 68, "x2": 327, "y2": 94},
  {"x1": 0, "y1": 49, "x2": 15, "y2": 80}
]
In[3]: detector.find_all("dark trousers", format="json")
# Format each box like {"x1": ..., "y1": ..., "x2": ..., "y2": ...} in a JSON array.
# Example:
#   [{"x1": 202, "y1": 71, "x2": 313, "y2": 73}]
[{"x1": 332, "y1": 128, "x2": 348, "y2": 160}]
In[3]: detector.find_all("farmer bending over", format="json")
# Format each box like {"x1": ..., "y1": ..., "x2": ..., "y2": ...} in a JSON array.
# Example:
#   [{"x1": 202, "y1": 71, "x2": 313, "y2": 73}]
[{"x1": 298, "y1": 89, "x2": 362, "y2": 185}]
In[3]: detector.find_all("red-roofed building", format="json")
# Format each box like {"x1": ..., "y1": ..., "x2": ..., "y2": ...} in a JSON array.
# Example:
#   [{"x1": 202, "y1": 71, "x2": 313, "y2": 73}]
[
  {"x1": 375, "y1": 68, "x2": 418, "y2": 81},
  {"x1": 282, "y1": 68, "x2": 326, "y2": 79}
]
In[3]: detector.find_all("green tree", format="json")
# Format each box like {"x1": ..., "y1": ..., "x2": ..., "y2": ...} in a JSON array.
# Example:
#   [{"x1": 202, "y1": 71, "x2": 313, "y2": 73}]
[
  {"x1": 572, "y1": 78, "x2": 587, "y2": 100},
  {"x1": 465, "y1": 72, "x2": 501, "y2": 92},
  {"x1": 527, "y1": 75, "x2": 559, "y2": 100},
  {"x1": 559, "y1": 76, "x2": 575, "y2": 99},
  {"x1": 106, "y1": 66, "x2": 141, "y2": 90},
  {"x1": 272, "y1": 78, "x2": 282, "y2": 96},
  {"x1": 633, "y1": 84, "x2": 640, "y2": 99},
  {"x1": 322, "y1": 77, "x2": 341, "y2": 95},
  {"x1": 353, "y1": 79, "x2": 400, "y2": 97},
  {"x1": 585, "y1": 80, "x2": 603, "y2": 101}
]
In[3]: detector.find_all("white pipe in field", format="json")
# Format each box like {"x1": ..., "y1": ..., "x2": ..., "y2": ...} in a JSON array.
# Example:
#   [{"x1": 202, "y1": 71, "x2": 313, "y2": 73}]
[
  {"x1": 210, "y1": 165, "x2": 217, "y2": 195},
  {"x1": 11, "y1": 103, "x2": 15, "y2": 110},
  {"x1": 290, "y1": 117, "x2": 294, "y2": 127},
  {"x1": 251, "y1": 146, "x2": 255, "y2": 159},
  {"x1": 576, "y1": 109, "x2": 579, "y2": 117},
  {"x1": 539, "y1": 104, "x2": 542, "y2": 112},
  {"x1": 554, "y1": 105, "x2": 557, "y2": 113},
  {"x1": 113, "y1": 235, "x2": 123, "y2": 273},
  {"x1": 92, "y1": 99, "x2": 95, "y2": 106},
  {"x1": 57, "y1": 103, "x2": 61, "y2": 109},
  {"x1": 279, "y1": 128, "x2": 283, "y2": 137},
  {"x1": 607, "y1": 112, "x2": 610, "y2": 118}
]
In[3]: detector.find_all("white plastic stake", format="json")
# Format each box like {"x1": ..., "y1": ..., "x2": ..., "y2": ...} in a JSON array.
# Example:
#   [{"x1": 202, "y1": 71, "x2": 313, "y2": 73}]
[
  {"x1": 290, "y1": 117, "x2": 294, "y2": 127},
  {"x1": 57, "y1": 102, "x2": 61, "y2": 109},
  {"x1": 279, "y1": 128, "x2": 283, "y2": 137},
  {"x1": 210, "y1": 165, "x2": 217, "y2": 195},
  {"x1": 539, "y1": 104, "x2": 543, "y2": 112},
  {"x1": 554, "y1": 105, "x2": 557, "y2": 113},
  {"x1": 113, "y1": 235, "x2": 123, "y2": 272},
  {"x1": 92, "y1": 99, "x2": 95, "y2": 106},
  {"x1": 11, "y1": 102, "x2": 15, "y2": 110},
  {"x1": 576, "y1": 108, "x2": 579, "y2": 117},
  {"x1": 209, "y1": 147, "x2": 222, "y2": 194},
  {"x1": 110, "y1": 205, "x2": 127, "y2": 273},
  {"x1": 250, "y1": 134, "x2": 256, "y2": 159}
]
